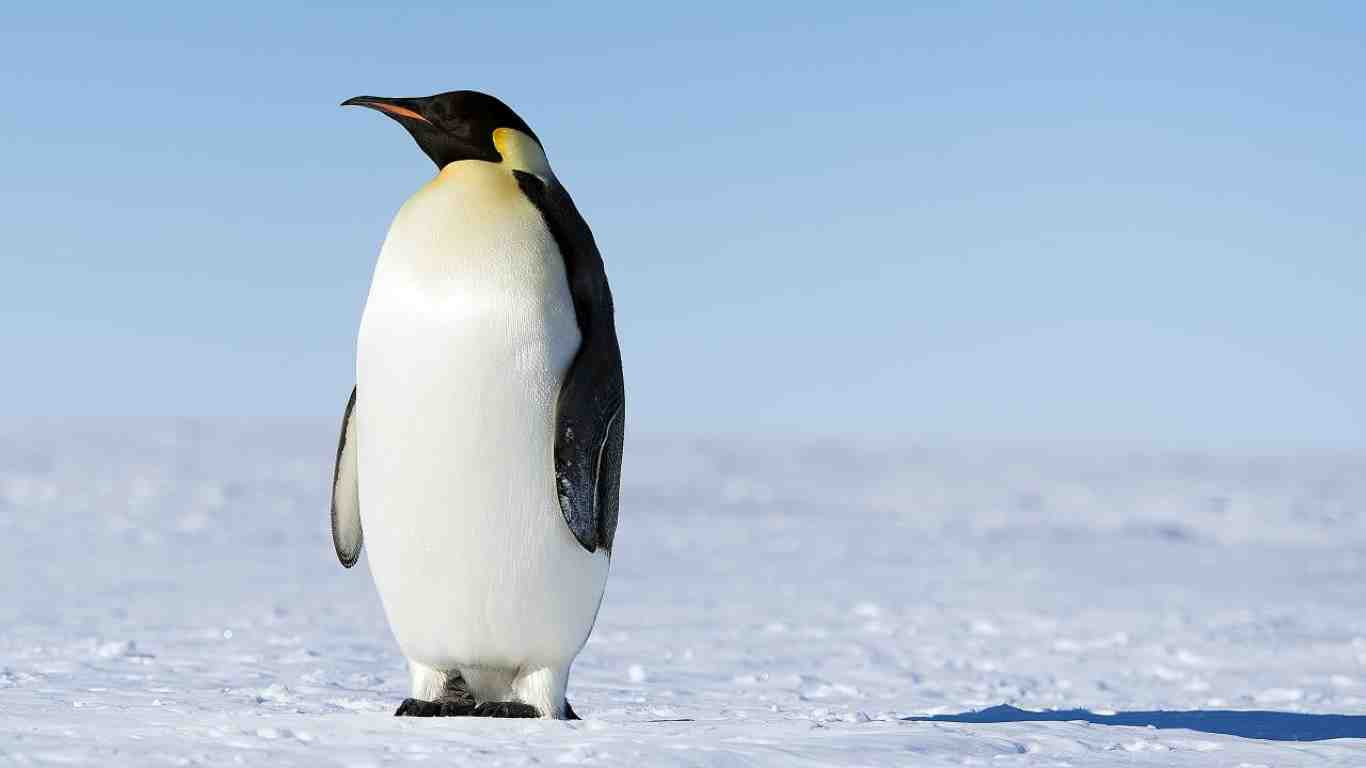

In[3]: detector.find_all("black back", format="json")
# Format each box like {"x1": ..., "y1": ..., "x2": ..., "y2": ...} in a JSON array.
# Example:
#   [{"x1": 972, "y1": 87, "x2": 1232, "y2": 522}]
[{"x1": 515, "y1": 171, "x2": 626, "y2": 553}]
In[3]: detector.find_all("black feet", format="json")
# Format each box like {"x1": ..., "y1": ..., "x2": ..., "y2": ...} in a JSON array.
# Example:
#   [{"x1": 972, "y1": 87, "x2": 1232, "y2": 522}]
[
  {"x1": 395, "y1": 698, "x2": 543, "y2": 718},
  {"x1": 395, "y1": 670, "x2": 479, "y2": 717},
  {"x1": 393, "y1": 667, "x2": 571, "y2": 719},
  {"x1": 470, "y1": 701, "x2": 540, "y2": 718},
  {"x1": 394, "y1": 697, "x2": 476, "y2": 717}
]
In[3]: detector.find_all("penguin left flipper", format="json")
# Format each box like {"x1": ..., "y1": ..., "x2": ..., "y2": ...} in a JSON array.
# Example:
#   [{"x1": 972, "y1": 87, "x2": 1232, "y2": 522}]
[
  {"x1": 514, "y1": 171, "x2": 625, "y2": 555},
  {"x1": 331, "y1": 387, "x2": 363, "y2": 567}
]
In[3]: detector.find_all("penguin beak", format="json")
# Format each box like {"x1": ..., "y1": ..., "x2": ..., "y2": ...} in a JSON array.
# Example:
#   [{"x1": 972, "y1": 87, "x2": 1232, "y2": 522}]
[{"x1": 341, "y1": 96, "x2": 433, "y2": 126}]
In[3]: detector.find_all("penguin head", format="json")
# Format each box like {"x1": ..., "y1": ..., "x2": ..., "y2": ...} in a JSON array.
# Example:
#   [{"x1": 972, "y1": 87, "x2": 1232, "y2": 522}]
[{"x1": 342, "y1": 90, "x2": 549, "y2": 176}]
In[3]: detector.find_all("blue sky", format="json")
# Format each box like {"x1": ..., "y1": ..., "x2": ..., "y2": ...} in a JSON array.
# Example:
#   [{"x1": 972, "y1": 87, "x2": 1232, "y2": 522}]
[{"x1": 3, "y1": 3, "x2": 1363, "y2": 447}]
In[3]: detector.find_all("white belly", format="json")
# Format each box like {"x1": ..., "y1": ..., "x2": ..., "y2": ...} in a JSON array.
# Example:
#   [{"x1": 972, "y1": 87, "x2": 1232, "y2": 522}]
[{"x1": 356, "y1": 161, "x2": 609, "y2": 671}]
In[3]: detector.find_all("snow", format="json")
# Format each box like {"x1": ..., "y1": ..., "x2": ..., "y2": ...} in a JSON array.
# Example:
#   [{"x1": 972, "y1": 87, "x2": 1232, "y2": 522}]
[{"x1": 2, "y1": 426, "x2": 1365, "y2": 765}]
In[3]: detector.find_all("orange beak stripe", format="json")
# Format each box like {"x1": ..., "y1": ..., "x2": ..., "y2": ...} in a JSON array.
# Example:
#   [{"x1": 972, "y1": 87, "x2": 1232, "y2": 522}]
[{"x1": 359, "y1": 102, "x2": 432, "y2": 125}]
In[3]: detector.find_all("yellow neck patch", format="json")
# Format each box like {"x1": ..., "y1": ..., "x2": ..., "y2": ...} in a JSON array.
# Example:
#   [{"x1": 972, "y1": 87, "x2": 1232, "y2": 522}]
[{"x1": 492, "y1": 128, "x2": 554, "y2": 181}]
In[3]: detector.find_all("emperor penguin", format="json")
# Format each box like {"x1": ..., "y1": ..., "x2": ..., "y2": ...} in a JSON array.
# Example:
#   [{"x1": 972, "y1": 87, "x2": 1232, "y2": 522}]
[{"x1": 331, "y1": 90, "x2": 625, "y2": 719}]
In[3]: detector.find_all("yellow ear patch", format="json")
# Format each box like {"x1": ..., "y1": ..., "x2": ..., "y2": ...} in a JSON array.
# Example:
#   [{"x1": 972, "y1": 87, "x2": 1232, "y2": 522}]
[{"x1": 492, "y1": 127, "x2": 553, "y2": 180}]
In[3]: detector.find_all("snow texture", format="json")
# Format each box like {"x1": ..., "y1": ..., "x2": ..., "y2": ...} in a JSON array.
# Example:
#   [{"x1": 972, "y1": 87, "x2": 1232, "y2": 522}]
[{"x1": 2, "y1": 425, "x2": 1365, "y2": 765}]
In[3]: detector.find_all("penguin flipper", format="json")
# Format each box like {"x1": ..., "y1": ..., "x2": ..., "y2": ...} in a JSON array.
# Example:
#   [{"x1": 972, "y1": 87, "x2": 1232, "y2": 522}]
[
  {"x1": 554, "y1": 361, "x2": 625, "y2": 554},
  {"x1": 331, "y1": 386, "x2": 363, "y2": 567},
  {"x1": 514, "y1": 170, "x2": 625, "y2": 554}
]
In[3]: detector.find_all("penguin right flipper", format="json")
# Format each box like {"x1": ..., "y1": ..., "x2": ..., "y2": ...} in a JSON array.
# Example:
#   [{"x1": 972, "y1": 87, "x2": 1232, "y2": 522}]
[{"x1": 331, "y1": 387, "x2": 363, "y2": 567}]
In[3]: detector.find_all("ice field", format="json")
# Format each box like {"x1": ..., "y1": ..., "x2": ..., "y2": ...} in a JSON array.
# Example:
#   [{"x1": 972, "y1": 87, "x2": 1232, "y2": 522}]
[{"x1": 2, "y1": 425, "x2": 1365, "y2": 765}]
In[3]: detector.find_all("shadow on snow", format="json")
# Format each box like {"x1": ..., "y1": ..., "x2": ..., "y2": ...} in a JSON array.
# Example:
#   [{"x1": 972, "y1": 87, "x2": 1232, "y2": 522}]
[{"x1": 903, "y1": 704, "x2": 1366, "y2": 741}]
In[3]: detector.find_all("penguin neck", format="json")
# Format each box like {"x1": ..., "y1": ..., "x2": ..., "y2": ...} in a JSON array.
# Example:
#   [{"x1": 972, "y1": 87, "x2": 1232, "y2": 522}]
[
  {"x1": 380, "y1": 160, "x2": 548, "y2": 283},
  {"x1": 491, "y1": 128, "x2": 555, "y2": 184}
]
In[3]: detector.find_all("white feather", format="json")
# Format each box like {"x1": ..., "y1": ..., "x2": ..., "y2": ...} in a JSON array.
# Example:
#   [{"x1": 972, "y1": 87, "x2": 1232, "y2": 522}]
[{"x1": 356, "y1": 158, "x2": 608, "y2": 716}]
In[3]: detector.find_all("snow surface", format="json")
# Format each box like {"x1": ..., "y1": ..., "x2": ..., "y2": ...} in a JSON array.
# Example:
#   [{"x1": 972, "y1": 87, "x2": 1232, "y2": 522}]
[{"x1": 3, "y1": 425, "x2": 1366, "y2": 765}]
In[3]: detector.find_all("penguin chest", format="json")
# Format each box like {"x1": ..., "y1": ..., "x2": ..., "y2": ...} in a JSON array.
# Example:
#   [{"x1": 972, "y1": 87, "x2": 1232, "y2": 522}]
[{"x1": 356, "y1": 163, "x2": 606, "y2": 668}]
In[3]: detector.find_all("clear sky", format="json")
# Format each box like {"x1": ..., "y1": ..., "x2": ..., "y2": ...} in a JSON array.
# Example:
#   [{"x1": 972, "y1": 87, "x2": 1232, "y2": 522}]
[{"x1": 2, "y1": 2, "x2": 1363, "y2": 448}]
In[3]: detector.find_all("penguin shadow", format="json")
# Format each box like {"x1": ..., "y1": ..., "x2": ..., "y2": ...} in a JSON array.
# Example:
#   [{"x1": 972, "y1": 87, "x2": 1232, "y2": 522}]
[{"x1": 902, "y1": 704, "x2": 1366, "y2": 741}]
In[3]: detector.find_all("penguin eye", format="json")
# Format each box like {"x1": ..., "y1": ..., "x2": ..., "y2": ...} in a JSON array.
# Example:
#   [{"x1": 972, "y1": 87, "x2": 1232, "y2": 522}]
[
  {"x1": 434, "y1": 113, "x2": 473, "y2": 141},
  {"x1": 450, "y1": 120, "x2": 475, "y2": 140},
  {"x1": 423, "y1": 102, "x2": 462, "y2": 137}
]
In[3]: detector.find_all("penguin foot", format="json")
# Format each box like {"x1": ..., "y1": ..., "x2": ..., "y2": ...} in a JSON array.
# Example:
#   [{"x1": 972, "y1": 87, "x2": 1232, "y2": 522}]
[
  {"x1": 394, "y1": 697, "x2": 476, "y2": 717},
  {"x1": 469, "y1": 701, "x2": 540, "y2": 718}
]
